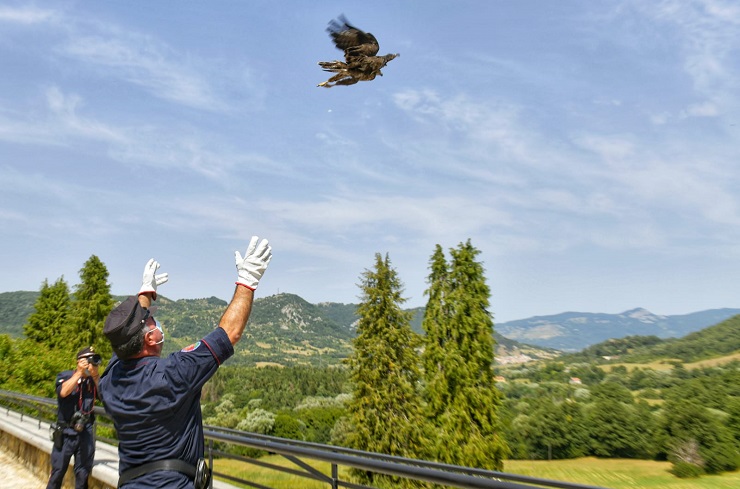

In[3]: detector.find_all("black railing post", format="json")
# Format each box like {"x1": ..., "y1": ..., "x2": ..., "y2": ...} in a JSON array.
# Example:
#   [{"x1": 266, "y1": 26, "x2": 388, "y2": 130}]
[
  {"x1": 208, "y1": 438, "x2": 214, "y2": 489},
  {"x1": 331, "y1": 463, "x2": 338, "y2": 489}
]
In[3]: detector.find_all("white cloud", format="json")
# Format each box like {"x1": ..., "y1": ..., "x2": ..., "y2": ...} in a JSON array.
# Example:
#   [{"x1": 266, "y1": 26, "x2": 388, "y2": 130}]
[
  {"x1": 633, "y1": 0, "x2": 740, "y2": 100},
  {"x1": 59, "y1": 34, "x2": 231, "y2": 111},
  {"x1": 572, "y1": 133, "x2": 636, "y2": 162},
  {"x1": 0, "y1": 87, "x2": 125, "y2": 146},
  {"x1": 0, "y1": 6, "x2": 57, "y2": 24},
  {"x1": 682, "y1": 101, "x2": 719, "y2": 117},
  {"x1": 45, "y1": 86, "x2": 127, "y2": 143},
  {"x1": 1, "y1": 5, "x2": 259, "y2": 112},
  {"x1": 1, "y1": 84, "x2": 276, "y2": 182},
  {"x1": 391, "y1": 89, "x2": 558, "y2": 174}
]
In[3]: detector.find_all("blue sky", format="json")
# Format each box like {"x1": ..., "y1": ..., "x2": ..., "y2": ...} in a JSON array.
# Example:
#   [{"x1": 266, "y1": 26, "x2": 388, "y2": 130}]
[{"x1": 1, "y1": 1, "x2": 738, "y2": 322}]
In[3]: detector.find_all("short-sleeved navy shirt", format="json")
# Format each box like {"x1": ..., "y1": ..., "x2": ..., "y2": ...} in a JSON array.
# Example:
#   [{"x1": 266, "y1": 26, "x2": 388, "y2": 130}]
[
  {"x1": 55, "y1": 370, "x2": 98, "y2": 435},
  {"x1": 99, "y1": 327, "x2": 234, "y2": 488}
]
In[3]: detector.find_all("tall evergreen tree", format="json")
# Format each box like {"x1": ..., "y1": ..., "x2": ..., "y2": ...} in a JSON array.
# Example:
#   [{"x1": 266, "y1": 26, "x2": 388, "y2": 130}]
[
  {"x1": 346, "y1": 253, "x2": 427, "y2": 487},
  {"x1": 422, "y1": 240, "x2": 509, "y2": 470},
  {"x1": 24, "y1": 277, "x2": 71, "y2": 348},
  {"x1": 69, "y1": 255, "x2": 114, "y2": 356},
  {"x1": 421, "y1": 245, "x2": 451, "y2": 428}
]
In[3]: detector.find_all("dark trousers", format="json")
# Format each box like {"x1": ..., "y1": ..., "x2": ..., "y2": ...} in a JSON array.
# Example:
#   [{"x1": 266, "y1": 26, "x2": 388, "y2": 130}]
[{"x1": 46, "y1": 425, "x2": 95, "y2": 489}]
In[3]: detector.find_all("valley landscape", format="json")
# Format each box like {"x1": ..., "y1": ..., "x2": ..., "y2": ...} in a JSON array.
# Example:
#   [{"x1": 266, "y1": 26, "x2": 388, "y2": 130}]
[
  {"x1": 3, "y1": 289, "x2": 740, "y2": 487},
  {"x1": 3, "y1": 290, "x2": 737, "y2": 365}
]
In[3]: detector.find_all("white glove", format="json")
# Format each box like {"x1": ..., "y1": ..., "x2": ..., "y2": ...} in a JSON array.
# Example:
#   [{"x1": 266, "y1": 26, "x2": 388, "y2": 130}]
[
  {"x1": 235, "y1": 236, "x2": 272, "y2": 290},
  {"x1": 139, "y1": 258, "x2": 169, "y2": 300}
]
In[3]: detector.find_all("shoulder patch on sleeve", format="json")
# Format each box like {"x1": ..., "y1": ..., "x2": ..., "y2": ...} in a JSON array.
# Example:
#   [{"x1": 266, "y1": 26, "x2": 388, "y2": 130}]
[{"x1": 181, "y1": 341, "x2": 201, "y2": 352}]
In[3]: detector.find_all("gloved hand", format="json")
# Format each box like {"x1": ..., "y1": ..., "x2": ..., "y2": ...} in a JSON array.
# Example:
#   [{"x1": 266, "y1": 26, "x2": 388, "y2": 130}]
[
  {"x1": 139, "y1": 258, "x2": 169, "y2": 300},
  {"x1": 235, "y1": 236, "x2": 272, "y2": 290}
]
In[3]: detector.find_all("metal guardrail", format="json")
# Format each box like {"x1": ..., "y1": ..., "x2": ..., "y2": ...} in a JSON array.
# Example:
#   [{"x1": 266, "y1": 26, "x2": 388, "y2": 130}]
[{"x1": 0, "y1": 389, "x2": 608, "y2": 489}]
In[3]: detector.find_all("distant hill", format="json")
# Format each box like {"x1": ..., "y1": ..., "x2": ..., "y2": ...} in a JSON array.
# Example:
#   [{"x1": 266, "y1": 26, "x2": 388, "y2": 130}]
[
  {"x1": 623, "y1": 314, "x2": 740, "y2": 364},
  {"x1": 0, "y1": 291, "x2": 554, "y2": 366},
  {"x1": 558, "y1": 314, "x2": 740, "y2": 368},
  {"x1": 3, "y1": 290, "x2": 736, "y2": 362},
  {"x1": 496, "y1": 307, "x2": 740, "y2": 351},
  {"x1": 0, "y1": 291, "x2": 40, "y2": 337}
]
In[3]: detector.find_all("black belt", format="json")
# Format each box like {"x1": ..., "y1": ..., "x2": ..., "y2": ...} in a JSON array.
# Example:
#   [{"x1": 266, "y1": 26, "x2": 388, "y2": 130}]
[{"x1": 118, "y1": 459, "x2": 196, "y2": 487}]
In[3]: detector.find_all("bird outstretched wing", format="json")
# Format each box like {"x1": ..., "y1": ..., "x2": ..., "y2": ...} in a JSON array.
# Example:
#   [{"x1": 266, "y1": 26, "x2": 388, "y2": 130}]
[{"x1": 326, "y1": 15, "x2": 380, "y2": 59}]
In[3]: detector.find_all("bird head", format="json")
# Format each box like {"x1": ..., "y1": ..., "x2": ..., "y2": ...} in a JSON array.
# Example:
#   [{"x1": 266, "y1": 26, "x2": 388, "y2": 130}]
[{"x1": 380, "y1": 53, "x2": 399, "y2": 68}]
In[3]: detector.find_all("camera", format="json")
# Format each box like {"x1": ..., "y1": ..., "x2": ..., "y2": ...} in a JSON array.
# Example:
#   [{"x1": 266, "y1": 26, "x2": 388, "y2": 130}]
[
  {"x1": 81, "y1": 354, "x2": 102, "y2": 366},
  {"x1": 71, "y1": 411, "x2": 90, "y2": 432}
]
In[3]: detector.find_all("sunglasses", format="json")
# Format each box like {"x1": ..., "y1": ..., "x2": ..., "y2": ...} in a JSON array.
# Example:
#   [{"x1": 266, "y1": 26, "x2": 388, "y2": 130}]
[{"x1": 145, "y1": 317, "x2": 165, "y2": 343}]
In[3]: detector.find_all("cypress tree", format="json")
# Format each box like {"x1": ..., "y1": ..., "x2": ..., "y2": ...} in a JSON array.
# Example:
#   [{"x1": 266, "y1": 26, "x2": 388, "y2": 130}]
[
  {"x1": 422, "y1": 240, "x2": 509, "y2": 470},
  {"x1": 421, "y1": 245, "x2": 451, "y2": 423},
  {"x1": 69, "y1": 255, "x2": 114, "y2": 356},
  {"x1": 24, "y1": 277, "x2": 71, "y2": 348},
  {"x1": 346, "y1": 253, "x2": 427, "y2": 487}
]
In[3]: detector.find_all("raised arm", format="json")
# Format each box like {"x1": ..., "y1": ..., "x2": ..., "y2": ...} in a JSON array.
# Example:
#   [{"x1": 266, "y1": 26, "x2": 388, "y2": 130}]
[{"x1": 220, "y1": 236, "x2": 272, "y2": 345}]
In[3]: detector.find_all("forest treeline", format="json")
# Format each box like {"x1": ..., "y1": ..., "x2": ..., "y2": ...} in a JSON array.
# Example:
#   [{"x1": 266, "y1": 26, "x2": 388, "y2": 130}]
[
  {"x1": 1, "y1": 248, "x2": 739, "y2": 484},
  {"x1": 200, "y1": 320, "x2": 740, "y2": 482}
]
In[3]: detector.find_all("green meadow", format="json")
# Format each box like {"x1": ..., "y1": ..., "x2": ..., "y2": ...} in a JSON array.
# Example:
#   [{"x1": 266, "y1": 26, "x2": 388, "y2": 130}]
[
  {"x1": 505, "y1": 458, "x2": 740, "y2": 489},
  {"x1": 213, "y1": 455, "x2": 740, "y2": 489}
]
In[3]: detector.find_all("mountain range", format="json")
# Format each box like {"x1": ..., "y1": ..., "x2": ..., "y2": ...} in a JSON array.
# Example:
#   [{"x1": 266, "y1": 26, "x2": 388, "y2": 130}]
[
  {"x1": 1, "y1": 290, "x2": 738, "y2": 363},
  {"x1": 496, "y1": 307, "x2": 740, "y2": 351}
]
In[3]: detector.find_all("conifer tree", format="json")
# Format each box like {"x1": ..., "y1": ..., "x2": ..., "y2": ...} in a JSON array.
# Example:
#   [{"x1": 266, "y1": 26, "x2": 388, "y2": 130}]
[
  {"x1": 422, "y1": 240, "x2": 509, "y2": 470},
  {"x1": 69, "y1": 255, "x2": 114, "y2": 356},
  {"x1": 346, "y1": 253, "x2": 428, "y2": 487},
  {"x1": 24, "y1": 277, "x2": 71, "y2": 348},
  {"x1": 421, "y1": 245, "x2": 451, "y2": 421}
]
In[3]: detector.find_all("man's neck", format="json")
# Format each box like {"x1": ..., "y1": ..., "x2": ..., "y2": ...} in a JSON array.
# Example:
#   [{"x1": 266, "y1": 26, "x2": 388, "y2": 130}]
[{"x1": 132, "y1": 345, "x2": 162, "y2": 359}]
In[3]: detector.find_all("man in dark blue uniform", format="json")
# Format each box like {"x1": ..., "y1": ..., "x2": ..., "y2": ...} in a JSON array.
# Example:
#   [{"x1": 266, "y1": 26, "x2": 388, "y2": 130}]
[
  {"x1": 46, "y1": 346, "x2": 102, "y2": 489},
  {"x1": 99, "y1": 236, "x2": 272, "y2": 488}
]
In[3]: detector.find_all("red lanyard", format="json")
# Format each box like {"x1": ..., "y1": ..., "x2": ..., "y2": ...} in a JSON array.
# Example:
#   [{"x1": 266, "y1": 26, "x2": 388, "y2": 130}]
[{"x1": 77, "y1": 378, "x2": 96, "y2": 415}]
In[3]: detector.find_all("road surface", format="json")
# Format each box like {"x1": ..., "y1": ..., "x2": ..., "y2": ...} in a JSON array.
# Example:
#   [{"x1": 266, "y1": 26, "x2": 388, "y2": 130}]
[{"x1": 0, "y1": 448, "x2": 46, "y2": 489}]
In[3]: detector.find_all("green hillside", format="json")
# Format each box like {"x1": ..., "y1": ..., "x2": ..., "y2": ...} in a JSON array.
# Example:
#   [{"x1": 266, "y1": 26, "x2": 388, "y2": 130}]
[
  {"x1": 0, "y1": 290, "x2": 551, "y2": 366},
  {"x1": 555, "y1": 314, "x2": 740, "y2": 368},
  {"x1": 0, "y1": 291, "x2": 39, "y2": 337},
  {"x1": 137, "y1": 293, "x2": 355, "y2": 366},
  {"x1": 622, "y1": 314, "x2": 740, "y2": 363}
]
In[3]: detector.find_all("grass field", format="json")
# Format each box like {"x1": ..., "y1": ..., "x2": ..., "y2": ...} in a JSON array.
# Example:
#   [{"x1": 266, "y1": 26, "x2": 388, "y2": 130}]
[
  {"x1": 599, "y1": 350, "x2": 740, "y2": 373},
  {"x1": 505, "y1": 458, "x2": 740, "y2": 489},
  {"x1": 212, "y1": 455, "x2": 740, "y2": 489}
]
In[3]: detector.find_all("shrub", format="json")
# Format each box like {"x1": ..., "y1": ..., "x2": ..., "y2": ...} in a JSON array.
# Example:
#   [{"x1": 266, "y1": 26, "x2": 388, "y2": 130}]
[{"x1": 670, "y1": 461, "x2": 705, "y2": 479}]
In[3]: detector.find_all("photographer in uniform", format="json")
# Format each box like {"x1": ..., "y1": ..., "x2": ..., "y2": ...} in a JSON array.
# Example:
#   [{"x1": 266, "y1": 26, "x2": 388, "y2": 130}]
[{"x1": 46, "y1": 346, "x2": 102, "y2": 489}]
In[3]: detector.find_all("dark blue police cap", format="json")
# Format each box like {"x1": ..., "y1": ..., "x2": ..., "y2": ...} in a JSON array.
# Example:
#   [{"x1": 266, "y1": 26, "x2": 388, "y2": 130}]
[
  {"x1": 77, "y1": 346, "x2": 102, "y2": 364},
  {"x1": 77, "y1": 346, "x2": 96, "y2": 359},
  {"x1": 104, "y1": 296, "x2": 152, "y2": 347}
]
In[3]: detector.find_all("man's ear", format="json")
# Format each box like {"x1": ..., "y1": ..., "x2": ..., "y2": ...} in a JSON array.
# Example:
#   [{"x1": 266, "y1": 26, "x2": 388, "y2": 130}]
[{"x1": 143, "y1": 330, "x2": 156, "y2": 346}]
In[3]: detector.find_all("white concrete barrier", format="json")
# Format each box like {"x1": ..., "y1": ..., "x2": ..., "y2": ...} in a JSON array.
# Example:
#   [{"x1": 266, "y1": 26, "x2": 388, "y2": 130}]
[
  {"x1": 0, "y1": 407, "x2": 238, "y2": 489},
  {"x1": 0, "y1": 408, "x2": 118, "y2": 488}
]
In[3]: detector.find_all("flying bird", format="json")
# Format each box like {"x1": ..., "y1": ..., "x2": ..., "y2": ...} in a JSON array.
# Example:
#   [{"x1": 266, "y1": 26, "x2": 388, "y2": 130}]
[{"x1": 317, "y1": 15, "x2": 399, "y2": 88}]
